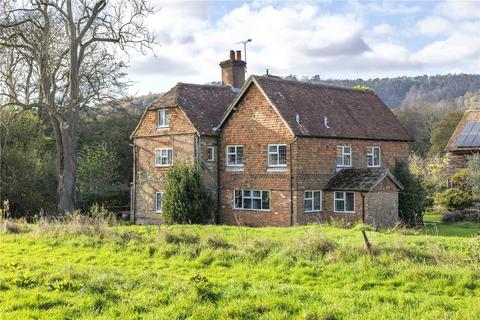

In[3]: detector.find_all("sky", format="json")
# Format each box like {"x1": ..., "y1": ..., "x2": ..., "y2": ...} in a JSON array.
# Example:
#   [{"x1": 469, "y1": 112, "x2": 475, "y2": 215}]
[{"x1": 126, "y1": 0, "x2": 480, "y2": 95}]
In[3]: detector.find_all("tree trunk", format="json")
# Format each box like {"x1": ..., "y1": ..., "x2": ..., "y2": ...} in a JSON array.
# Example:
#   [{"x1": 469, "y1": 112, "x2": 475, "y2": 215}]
[{"x1": 57, "y1": 124, "x2": 77, "y2": 214}]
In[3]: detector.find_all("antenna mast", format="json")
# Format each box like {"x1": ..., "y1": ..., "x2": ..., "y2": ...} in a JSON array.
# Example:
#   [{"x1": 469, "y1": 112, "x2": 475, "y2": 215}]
[{"x1": 236, "y1": 38, "x2": 252, "y2": 72}]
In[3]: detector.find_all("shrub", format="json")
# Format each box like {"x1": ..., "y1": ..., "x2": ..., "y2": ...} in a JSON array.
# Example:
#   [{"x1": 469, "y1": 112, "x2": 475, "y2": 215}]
[
  {"x1": 392, "y1": 161, "x2": 427, "y2": 226},
  {"x1": 451, "y1": 169, "x2": 470, "y2": 192},
  {"x1": 467, "y1": 154, "x2": 480, "y2": 198},
  {"x1": 162, "y1": 161, "x2": 212, "y2": 224},
  {"x1": 435, "y1": 189, "x2": 472, "y2": 210}
]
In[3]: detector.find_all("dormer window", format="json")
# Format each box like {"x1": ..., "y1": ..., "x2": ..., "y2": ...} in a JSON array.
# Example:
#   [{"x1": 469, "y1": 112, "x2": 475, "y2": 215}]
[
  {"x1": 367, "y1": 147, "x2": 381, "y2": 167},
  {"x1": 336, "y1": 146, "x2": 352, "y2": 168},
  {"x1": 157, "y1": 109, "x2": 169, "y2": 128}
]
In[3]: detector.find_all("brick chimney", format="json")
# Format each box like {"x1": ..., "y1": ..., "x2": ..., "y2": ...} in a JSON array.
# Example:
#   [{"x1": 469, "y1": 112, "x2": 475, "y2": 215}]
[{"x1": 220, "y1": 50, "x2": 246, "y2": 89}]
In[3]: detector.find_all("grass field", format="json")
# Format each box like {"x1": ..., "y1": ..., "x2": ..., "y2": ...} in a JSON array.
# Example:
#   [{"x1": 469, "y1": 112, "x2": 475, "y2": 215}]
[{"x1": 0, "y1": 217, "x2": 479, "y2": 320}]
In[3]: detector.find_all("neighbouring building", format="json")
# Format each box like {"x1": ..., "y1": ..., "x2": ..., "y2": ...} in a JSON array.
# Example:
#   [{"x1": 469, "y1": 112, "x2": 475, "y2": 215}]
[
  {"x1": 445, "y1": 110, "x2": 480, "y2": 173},
  {"x1": 131, "y1": 50, "x2": 411, "y2": 227}
]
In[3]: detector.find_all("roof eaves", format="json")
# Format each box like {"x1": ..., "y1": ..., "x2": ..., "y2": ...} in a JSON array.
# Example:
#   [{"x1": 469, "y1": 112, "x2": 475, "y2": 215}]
[
  {"x1": 214, "y1": 77, "x2": 255, "y2": 132},
  {"x1": 368, "y1": 170, "x2": 405, "y2": 192},
  {"x1": 252, "y1": 76, "x2": 296, "y2": 137}
]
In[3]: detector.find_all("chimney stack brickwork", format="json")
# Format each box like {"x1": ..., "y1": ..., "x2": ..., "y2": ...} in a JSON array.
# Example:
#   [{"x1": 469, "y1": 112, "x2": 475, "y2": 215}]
[{"x1": 220, "y1": 50, "x2": 246, "y2": 89}]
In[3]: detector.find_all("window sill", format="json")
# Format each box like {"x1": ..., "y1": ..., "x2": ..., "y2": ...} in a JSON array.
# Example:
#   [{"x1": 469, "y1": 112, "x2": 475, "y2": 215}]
[
  {"x1": 155, "y1": 164, "x2": 172, "y2": 168},
  {"x1": 266, "y1": 166, "x2": 287, "y2": 172},
  {"x1": 367, "y1": 165, "x2": 381, "y2": 168},
  {"x1": 156, "y1": 126, "x2": 169, "y2": 130},
  {"x1": 226, "y1": 166, "x2": 244, "y2": 172},
  {"x1": 305, "y1": 210, "x2": 323, "y2": 214},
  {"x1": 333, "y1": 211, "x2": 355, "y2": 214},
  {"x1": 232, "y1": 208, "x2": 271, "y2": 212}
]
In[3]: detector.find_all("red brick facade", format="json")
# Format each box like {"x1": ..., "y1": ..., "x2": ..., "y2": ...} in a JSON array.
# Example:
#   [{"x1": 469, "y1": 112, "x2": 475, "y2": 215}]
[
  {"x1": 131, "y1": 73, "x2": 409, "y2": 227},
  {"x1": 217, "y1": 83, "x2": 408, "y2": 227}
]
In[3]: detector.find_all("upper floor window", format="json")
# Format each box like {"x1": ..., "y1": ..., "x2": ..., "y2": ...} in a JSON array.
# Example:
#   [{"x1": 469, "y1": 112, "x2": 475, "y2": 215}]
[
  {"x1": 367, "y1": 147, "x2": 381, "y2": 167},
  {"x1": 155, "y1": 148, "x2": 173, "y2": 166},
  {"x1": 268, "y1": 144, "x2": 287, "y2": 167},
  {"x1": 336, "y1": 146, "x2": 352, "y2": 167},
  {"x1": 334, "y1": 191, "x2": 355, "y2": 213},
  {"x1": 227, "y1": 145, "x2": 243, "y2": 166},
  {"x1": 207, "y1": 147, "x2": 215, "y2": 162},
  {"x1": 304, "y1": 190, "x2": 322, "y2": 213},
  {"x1": 234, "y1": 189, "x2": 270, "y2": 211},
  {"x1": 157, "y1": 109, "x2": 169, "y2": 128},
  {"x1": 155, "y1": 192, "x2": 164, "y2": 213}
]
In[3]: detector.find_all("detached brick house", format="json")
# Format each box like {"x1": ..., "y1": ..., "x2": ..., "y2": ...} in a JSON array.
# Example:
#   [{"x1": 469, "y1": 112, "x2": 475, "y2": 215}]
[{"x1": 131, "y1": 50, "x2": 411, "y2": 227}]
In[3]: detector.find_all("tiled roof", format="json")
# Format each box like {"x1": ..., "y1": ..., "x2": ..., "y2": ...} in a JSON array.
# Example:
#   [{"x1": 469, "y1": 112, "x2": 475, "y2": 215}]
[
  {"x1": 446, "y1": 110, "x2": 480, "y2": 152},
  {"x1": 148, "y1": 83, "x2": 237, "y2": 135},
  {"x1": 252, "y1": 76, "x2": 411, "y2": 141},
  {"x1": 324, "y1": 168, "x2": 404, "y2": 192}
]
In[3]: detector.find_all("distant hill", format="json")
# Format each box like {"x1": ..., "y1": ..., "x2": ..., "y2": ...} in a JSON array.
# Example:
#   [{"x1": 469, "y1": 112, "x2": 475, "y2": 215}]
[{"x1": 290, "y1": 74, "x2": 480, "y2": 108}]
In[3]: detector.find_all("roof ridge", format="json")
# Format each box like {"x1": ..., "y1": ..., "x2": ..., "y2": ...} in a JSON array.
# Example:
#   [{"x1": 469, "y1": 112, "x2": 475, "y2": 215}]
[
  {"x1": 177, "y1": 82, "x2": 231, "y2": 89},
  {"x1": 253, "y1": 75, "x2": 377, "y2": 94}
]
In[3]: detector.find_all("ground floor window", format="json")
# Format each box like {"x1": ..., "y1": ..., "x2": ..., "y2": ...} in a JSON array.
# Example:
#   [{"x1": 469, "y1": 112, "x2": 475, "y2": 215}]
[
  {"x1": 155, "y1": 192, "x2": 164, "y2": 213},
  {"x1": 334, "y1": 191, "x2": 355, "y2": 213},
  {"x1": 233, "y1": 190, "x2": 270, "y2": 211},
  {"x1": 304, "y1": 190, "x2": 322, "y2": 212}
]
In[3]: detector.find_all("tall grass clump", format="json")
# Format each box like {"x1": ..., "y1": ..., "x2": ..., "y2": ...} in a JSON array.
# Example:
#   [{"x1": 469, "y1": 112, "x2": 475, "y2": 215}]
[{"x1": 35, "y1": 204, "x2": 116, "y2": 237}]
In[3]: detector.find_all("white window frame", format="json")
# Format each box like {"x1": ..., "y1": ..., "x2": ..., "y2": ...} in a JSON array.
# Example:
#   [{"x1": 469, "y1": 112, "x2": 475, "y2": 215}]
[
  {"x1": 268, "y1": 144, "x2": 287, "y2": 167},
  {"x1": 334, "y1": 191, "x2": 355, "y2": 213},
  {"x1": 155, "y1": 148, "x2": 173, "y2": 167},
  {"x1": 207, "y1": 147, "x2": 215, "y2": 162},
  {"x1": 226, "y1": 145, "x2": 244, "y2": 167},
  {"x1": 155, "y1": 192, "x2": 164, "y2": 213},
  {"x1": 157, "y1": 109, "x2": 169, "y2": 129},
  {"x1": 233, "y1": 189, "x2": 270, "y2": 211},
  {"x1": 304, "y1": 190, "x2": 322, "y2": 213},
  {"x1": 367, "y1": 147, "x2": 381, "y2": 168},
  {"x1": 336, "y1": 146, "x2": 352, "y2": 168}
]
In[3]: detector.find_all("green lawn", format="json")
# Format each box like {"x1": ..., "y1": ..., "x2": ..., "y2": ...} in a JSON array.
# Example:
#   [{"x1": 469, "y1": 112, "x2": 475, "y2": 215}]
[
  {"x1": 0, "y1": 220, "x2": 479, "y2": 319},
  {"x1": 423, "y1": 213, "x2": 480, "y2": 237}
]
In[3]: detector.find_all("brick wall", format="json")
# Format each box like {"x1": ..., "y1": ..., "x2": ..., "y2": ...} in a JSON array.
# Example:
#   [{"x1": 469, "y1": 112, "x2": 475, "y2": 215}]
[
  {"x1": 133, "y1": 107, "x2": 196, "y2": 138},
  {"x1": 217, "y1": 83, "x2": 409, "y2": 227},
  {"x1": 133, "y1": 105, "x2": 224, "y2": 224},
  {"x1": 218, "y1": 84, "x2": 295, "y2": 226}
]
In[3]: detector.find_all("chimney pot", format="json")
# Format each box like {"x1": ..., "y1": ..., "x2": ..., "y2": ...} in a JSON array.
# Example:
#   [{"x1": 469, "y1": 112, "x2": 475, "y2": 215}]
[{"x1": 220, "y1": 50, "x2": 247, "y2": 89}]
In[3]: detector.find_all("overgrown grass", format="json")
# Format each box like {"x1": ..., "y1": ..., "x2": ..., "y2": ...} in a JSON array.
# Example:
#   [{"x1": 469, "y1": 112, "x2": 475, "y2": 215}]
[{"x1": 0, "y1": 219, "x2": 479, "y2": 319}]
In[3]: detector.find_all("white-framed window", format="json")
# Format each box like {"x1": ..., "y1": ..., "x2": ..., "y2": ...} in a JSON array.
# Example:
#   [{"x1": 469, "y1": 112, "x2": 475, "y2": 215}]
[
  {"x1": 155, "y1": 192, "x2": 164, "y2": 213},
  {"x1": 367, "y1": 147, "x2": 381, "y2": 167},
  {"x1": 268, "y1": 144, "x2": 287, "y2": 167},
  {"x1": 336, "y1": 146, "x2": 352, "y2": 167},
  {"x1": 334, "y1": 191, "x2": 355, "y2": 213},
  {"x1": 155, "y1": 148, "x2": 173, "y2": 166},
  {"x1": 304, "y1": 190, "x2": 322, "y2": 212},
  {"x1": 157, "y1": 109, "x2": 169, "y2": 128},
  {"x1": 207, "y1": 147, "x2": 215, "y2": 162},
  {"x1": 233, "y1": 190, "x2": 270, "y2": 211},
  {"x1": 227, "y1": 145, "x2": 244, "y2": 166}
]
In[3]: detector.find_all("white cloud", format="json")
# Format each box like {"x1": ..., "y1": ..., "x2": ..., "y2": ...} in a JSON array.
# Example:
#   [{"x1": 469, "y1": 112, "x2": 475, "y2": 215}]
[
  {"x1": 412, "y1": 33, "x2": 480, "y2": 65},
  {"x1": 372, "y1": 23, "x2": 395, "y2": 36},
  {"x1": 126, "y1": 1, "x2": 480, "y2": 94},
  {"x1": 417, "y1": 16, "x2": 452, "y2": 36},
  {"x1": 435, "y1": 0, "x2": 480, "y2": 19}
]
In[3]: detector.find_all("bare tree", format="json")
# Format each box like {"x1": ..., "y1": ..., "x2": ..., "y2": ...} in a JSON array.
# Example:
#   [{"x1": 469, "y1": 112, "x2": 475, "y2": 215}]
[{"x1": 0, "y1": 0, "x2": 155, "y2": 214}]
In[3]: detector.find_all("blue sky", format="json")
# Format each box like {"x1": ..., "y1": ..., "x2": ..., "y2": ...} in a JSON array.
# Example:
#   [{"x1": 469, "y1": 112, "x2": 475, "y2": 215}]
[{"x1": 127, "y1": 0, "x2": 480, "y2": 94}]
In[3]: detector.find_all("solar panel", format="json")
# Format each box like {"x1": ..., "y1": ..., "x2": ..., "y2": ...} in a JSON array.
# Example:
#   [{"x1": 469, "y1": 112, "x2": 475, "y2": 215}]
[{"x1": 454, "y1": 121, "x2": 480, "y2": 148}]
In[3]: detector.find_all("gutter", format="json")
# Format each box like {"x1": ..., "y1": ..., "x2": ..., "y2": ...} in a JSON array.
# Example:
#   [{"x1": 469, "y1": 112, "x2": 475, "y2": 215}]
[
  {"x1": 130, "y1": 142, "x2": 137, "y2": 224},
  {"x1": 288, "y1": 137, "x2": 298, "y2": 226},
  {"x1": 361, "y1": 192, "x2": 366, "y2": 223}
]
